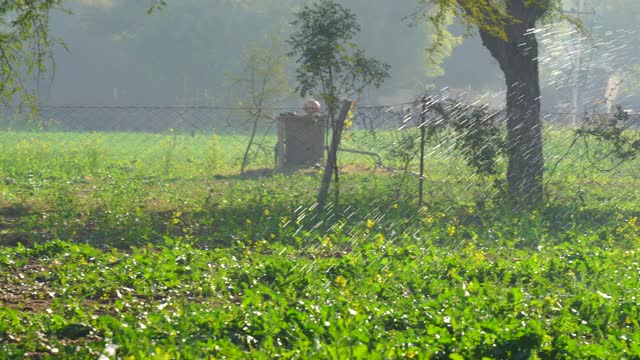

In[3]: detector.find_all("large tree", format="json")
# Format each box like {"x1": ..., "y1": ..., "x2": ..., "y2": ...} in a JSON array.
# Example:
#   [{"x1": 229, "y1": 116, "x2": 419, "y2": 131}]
[{"x1": 423, "y1": 0, "x2": 560, "y2": 205}]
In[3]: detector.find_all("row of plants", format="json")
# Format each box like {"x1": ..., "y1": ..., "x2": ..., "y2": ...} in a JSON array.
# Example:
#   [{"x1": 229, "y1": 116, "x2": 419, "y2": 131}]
[{"x1": 1, "y1": 216, "x2": 638, "y2": 358}]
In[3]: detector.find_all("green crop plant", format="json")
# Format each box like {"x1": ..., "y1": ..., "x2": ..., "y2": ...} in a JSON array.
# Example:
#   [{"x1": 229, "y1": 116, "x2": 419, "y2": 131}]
[{"x1": 0, "y1": 126, "x2": 638, "y2": 357}]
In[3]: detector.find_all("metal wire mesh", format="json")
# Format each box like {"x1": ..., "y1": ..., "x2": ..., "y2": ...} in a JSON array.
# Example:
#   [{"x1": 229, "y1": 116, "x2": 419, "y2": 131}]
[{"x1": 1, "y1": 102, "x2": 638, "y2": 199}]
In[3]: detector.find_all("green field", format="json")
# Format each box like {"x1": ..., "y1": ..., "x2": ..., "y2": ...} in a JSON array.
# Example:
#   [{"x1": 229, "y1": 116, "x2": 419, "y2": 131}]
[{"x1": 1, "y1": 129, "x2": 639, "y2": 358}]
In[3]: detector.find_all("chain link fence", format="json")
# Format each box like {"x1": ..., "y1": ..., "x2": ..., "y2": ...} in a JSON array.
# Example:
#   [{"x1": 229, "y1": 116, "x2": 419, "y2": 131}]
[
  {"x1": 1, "y1": 99, "x2": 639, "y2": 249},
  {"x1": 1, "y1": 101, "x2": 638, "y2": 202}
]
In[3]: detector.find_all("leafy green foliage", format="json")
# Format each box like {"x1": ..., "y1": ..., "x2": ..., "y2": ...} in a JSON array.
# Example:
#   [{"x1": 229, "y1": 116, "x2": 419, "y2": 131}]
[
  {"x1": 423, "y1": 98, "x2": 505, "y2": 178},
  {"x1": 230, "y1": 33, "x2": 291, "y2": 174},
  {"x1": 147, "y1": 0, "x2": 167, "y2": 14},
  {"x1": 452, "y1": 102, "x2": 502, "y2": 177},
  {"x1": 418, "y1": 0, "x2": 563, "y2": 205},
  {"x1": 576, "y1": 106, "x2": 640, "y2": 170},
  {"x1": 419, "y1": 0, "x2": 559, "y2": 41},
  {"x1": 1, "y1": 217, "x2": 639, "y2": 357},
  {"x1": 0, "y1": 0, "x2": 65, "y2": 107},
  {"x1": 287, "y1": 0, "x2": 390, "y2": 208},
  {"x1": 287, "y1": 0, "x2": 390, "y2": 112},
  {"x1": 0, "y1": 128, "x2": 639, "y2": 357},
  {"x1": 232, "y1": 34, "x2": 291, "y2": 110}
]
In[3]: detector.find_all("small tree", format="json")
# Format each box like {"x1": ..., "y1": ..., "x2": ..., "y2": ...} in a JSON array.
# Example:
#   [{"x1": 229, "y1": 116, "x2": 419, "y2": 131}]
[
  {"x1": 288, "y1": 0, "x2": 390, "y2": 209},
  {"x1": 231, "y1": 34, "x2": 291, "y2": 175}
]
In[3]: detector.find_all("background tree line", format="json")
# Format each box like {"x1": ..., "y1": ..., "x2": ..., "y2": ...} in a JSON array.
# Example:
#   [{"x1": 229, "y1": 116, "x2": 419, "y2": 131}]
[{"x1": 4, "y1": 0, "x2": 640, "y2": 111}]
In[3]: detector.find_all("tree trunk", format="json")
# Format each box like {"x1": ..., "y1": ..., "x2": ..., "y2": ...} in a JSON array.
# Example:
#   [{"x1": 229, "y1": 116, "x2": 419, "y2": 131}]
[
  {"x1": 317, "y1": 100, "x2": 354, "y2": 210},
  {"x1": 241, "y1": 114, "x2": 260, "y2": 175},
  {"x1": 478, "y1": 1, "x2": 545, "y2": 206},
  {"x1": 503, "y1": 48, "x2": 544, "y2": 205}
]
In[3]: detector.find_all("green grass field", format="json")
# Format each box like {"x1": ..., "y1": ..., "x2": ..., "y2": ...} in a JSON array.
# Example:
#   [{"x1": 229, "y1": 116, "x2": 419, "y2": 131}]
[{"x1": 1, "y1": 128, "x2": 639, "y2": 358}]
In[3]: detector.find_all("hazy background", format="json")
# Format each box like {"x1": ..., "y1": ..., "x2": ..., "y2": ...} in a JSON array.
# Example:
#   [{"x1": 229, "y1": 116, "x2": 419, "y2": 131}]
[{"x1": 41, "y1": 0, "x2": 640, "y2": 112}]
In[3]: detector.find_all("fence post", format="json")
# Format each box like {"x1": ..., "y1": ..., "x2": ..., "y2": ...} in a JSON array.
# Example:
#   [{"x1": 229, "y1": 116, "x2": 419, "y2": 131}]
[
  {"x1": 419, "y1": 96, "x2": 427, "y2": 207},
  {"x1": 276, "y1": 114, "x2": 286, "y2": 168}
]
